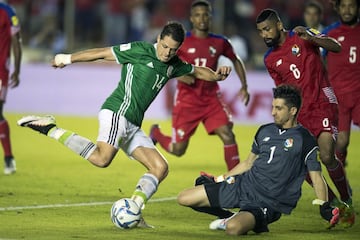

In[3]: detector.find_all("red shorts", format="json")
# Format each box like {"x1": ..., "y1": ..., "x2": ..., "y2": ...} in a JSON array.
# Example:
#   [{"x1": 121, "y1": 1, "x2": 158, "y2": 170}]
[
  {"x1": 0, "y1": 71, "x2": 9, "y2": 102},
  {"x1": 298, "y1": 102, "x2": 338, "y2": 138},
  {"x1": 171, "y1": 92, "x2": 232, "y2": 143},
  {"x1": 336, "y1": 92, "x2": 360, "y2": 131}
]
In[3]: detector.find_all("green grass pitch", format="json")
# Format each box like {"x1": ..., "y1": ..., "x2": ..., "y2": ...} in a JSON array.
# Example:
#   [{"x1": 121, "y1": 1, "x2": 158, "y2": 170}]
[{"x1": 0, "y1": 114, "x2": 359, "y2": 239}]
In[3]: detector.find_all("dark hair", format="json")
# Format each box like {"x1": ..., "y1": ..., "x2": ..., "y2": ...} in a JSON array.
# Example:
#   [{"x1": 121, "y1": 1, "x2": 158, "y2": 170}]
[
  {"x1": 305, "y1": 1, "x2": 323, "y2": 15},
  {"x1": 191, "y1": 0, "x2": 212, "y2": 11},
  {"x1": 273, "y1": 85, "x2": 302, "y2": 115},
  {"x1": 256, "y1": 8, "x2": 281, "y2": 24},
  {"x1": 335, "y1": 0, "x2": 360, "y2": 8},
  {"x1": 160, "y1": 21, "x2": 186, "y2": 44}
]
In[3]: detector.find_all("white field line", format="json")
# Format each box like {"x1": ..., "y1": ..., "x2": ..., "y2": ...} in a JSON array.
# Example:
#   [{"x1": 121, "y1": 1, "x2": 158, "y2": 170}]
[{"x1": 0, "y1": 196, "x2": 177, "y2": 212}]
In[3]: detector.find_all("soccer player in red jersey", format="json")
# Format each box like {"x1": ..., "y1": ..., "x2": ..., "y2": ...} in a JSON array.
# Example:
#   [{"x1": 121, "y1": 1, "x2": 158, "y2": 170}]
[
  {"x1": 256, "y1": 8, "x2": 354, "y2": 226},
  {"x1": 0, "y1": 2, "x2": 22, "y2": 175},
  {"x1": 150, "y1": 0, "x2": 249, "y2": 170},
  {"x1": 322, "y1": 0, "x2": 360, "y2": 166}
]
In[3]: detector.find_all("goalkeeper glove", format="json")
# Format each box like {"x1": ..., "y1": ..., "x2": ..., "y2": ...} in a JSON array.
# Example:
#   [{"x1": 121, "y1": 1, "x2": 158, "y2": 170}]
[
  {"x1": 195, "y1": 171, "x2": 226, "y2": 186},
  {"x1": 313, "y1": 199, "x2": 339, "y2": 227}
]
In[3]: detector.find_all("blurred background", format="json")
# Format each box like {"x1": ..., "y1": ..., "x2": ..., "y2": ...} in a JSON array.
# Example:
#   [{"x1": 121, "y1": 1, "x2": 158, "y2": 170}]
[
  {"x1": 5, "y1": 0, "x2": 347, "y2": 125},
  {"x1": 9, "y1": 0, "x2": 340, "y2": 69}
]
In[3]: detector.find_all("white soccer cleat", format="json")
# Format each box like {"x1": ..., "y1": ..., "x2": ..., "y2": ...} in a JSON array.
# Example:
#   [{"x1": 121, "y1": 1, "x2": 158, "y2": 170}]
[
  {"x1": 209, "y1": 218, "x2": 227, "y2": 230},
  {"x1": 209, "y1": 213, "x2": 237, "y2": 230},
  {"x1": 137, "y1": 216, "x2": 154, "y2": 228},
  {"x1": 17, "y1": 115, "x2": 56, "y2": 135},
  {"x1": 4, "y1": 158, "x2": 16, "y2": 175}
]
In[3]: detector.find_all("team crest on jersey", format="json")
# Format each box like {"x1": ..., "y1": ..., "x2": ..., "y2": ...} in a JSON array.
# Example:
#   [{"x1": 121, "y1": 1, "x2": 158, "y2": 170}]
[
  {"x1": 291, "y1": 45, "x2": 300, "y2": 56},
  {"x1": 209, "y1": 46, "x2": 217, "y2": 57},
  {"x1": 283, "y1": 138, "x2": 293, "y2": 151},
  {"x1": 167, "y1": 66, "x2": 174, "y2": 77}
]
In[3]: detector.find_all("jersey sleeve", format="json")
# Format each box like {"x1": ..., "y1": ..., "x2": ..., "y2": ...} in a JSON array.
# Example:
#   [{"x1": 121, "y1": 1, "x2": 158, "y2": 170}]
[
  {"x1": 299, "y1": 128, "x2": 321, "y2": 171},
  {"x1": 170, "y1": 57, "x2": 194, "y2": 78},
  {"x1": 112, "y1": 42, "x2": 149, "y2": 65},
  {"x1": 222, "y1": 37, "x2": 238, "y2": 61},
  {"x1": 2, "y1": 3, "x2": 20, "y2": 35},
  {"x1": 251, "y1": 125, "x2": 263, "y2": 155}
]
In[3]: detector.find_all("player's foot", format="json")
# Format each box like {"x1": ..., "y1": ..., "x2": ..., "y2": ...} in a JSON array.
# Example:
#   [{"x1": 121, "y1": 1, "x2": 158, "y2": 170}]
[
  {"x1": 149, "y1": 124, "x2": 159, "y2": 145},
  {"x1": 338, "y1": 199, "x2": 355, "y2": 228},
  {"x1": 137, "y1": 216, "x2": 154, "y2": 228},
  {"x1": 4, "y1": 157, "x2": 16, "y2": 175},
  {"x1": 209, "y1": 218, "x2": 227, "y2": 230},
  {"x1": 209, "y1": 213, "x2": 237, "y2": 230},
  {"x1": 17, "y1": 115, "x2": 56, "y2": 135}
]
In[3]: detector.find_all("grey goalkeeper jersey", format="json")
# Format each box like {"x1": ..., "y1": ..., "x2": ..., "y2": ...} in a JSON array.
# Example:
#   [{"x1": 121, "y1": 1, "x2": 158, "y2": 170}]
[
  {"x1": 240, "y1": 123, "x2": 320, "y2": 214},
  {"x1": 101, "y1": 41, "x2": 194, "y2": 126}
]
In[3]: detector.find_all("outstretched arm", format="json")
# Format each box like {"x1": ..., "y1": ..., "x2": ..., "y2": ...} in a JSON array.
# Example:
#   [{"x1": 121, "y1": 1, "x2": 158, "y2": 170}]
[
  {"x1": 293, "y1": 26, "x2": 341, "y2": 53},
  {"x1": 309, "y1": 171, "x2": 328, "y2": 202},
  {"x1": 192, "y1": 66, "x2": 231, "y2": 82},
  {"x1": 233, "y1": 57, "x2": 250, "y2": 106},
  {"x1": 52, "y1": 47, "x2": 116, "y2": 68},
  {"x1": 309, "y1": 171, "x2": 340, "y2": 227}
]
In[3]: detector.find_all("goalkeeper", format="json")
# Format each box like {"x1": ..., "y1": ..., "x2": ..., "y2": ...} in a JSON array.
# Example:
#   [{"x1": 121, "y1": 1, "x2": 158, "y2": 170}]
[{"x1": 178, "y1": 85, "x2": 343, "y2": 235}]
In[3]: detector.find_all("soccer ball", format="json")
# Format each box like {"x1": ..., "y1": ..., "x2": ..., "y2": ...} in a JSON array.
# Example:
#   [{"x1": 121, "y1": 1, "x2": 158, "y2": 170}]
[{"x1": 110, "y1": 198, "x2": 142, "y2": 229}]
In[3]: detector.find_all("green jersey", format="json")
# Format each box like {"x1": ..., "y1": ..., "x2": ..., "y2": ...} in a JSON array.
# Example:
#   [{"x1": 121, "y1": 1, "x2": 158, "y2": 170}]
[{"x1": 101, "y1": 41, "x2": 193, "y2": 126}]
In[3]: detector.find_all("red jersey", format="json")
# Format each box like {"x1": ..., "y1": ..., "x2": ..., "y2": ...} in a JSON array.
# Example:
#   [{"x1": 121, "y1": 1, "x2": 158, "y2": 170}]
[
  {"x1": 322, "y1": 21, "x2": 360, "y2": 94},
  {"x1": 176, "y1": 32, "x2": 237, "y2": 102},
  {"x1": 264, "y1": 30, "x2": 337, "y2": 113},
  {"x1": 0, "y1": 3, "x2": 20, "y2": 75}
]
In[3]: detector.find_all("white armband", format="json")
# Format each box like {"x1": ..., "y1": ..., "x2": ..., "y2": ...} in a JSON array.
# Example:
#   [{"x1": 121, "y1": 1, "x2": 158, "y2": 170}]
[{"x1": 54, "y1": 54, "x2": 72, "y2": 66}]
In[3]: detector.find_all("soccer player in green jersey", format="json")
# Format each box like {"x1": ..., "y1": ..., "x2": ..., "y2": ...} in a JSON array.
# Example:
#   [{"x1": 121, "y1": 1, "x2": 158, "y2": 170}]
[{"x1": 17, "y1": 21, "x2": 231, "y2": 227}]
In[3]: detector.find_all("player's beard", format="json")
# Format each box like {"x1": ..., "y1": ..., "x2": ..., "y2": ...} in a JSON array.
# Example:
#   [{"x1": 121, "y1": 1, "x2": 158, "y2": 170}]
[
  {"x1": 264, "y1": 31, "x2": 281, "y2": 47},
  {"x1": 341, "y1": 15, "x2": 359, "y2": 26}
]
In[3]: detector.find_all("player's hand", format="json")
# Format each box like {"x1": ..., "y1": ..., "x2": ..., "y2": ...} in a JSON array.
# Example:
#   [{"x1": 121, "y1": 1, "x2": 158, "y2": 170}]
[
  {"x1": 52, "y1": 54, "x2": 72, "y2": 68},
  {"x1": 9, "y1": 72, "x2": 20, "y2": 88},
  {"x1": 215, "y1": 66, "x2": 231, "y2": 80},
  {"x1": 238, "y1": 86, "x2": 250, "y2": 106},
  {"x1": 195, "y1": 171, "x2": 227, "y2": 186},
  {"x1": 293, "y1": 26, "x2": 313, "y2": 41},
  {"x1": 314, "y1": 200, "x2": 339, "y2": 228},
  {"x1": 195, "y1": 172, "x2": 215, "y2": 185}
]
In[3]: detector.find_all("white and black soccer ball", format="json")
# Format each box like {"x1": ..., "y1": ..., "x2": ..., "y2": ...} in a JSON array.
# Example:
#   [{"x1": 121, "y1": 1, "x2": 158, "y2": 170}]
[{"x1": 110, "y1": 198, "x2": 142, "y2": 229}]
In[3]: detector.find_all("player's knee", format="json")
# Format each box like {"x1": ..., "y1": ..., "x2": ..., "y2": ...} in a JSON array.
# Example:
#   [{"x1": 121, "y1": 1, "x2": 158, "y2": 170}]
[
  {"x1": 319, "y1": 152, "x2": 334, "y2": 166},
  {"x1": 172, "y1": 146, "x2": 186, "y2": 156},
  {"x1": 217, "y1": 129, "x2": 236, "y2": 144},
  {"x1": 150, "y1": 159, "x2": 169, "y2": 181},
  {"x1": 94, "y1": 156, "x2": 112, "y2": 168},
  {"x1": 177, "y1": 191, "x2": 189, "y2": 206},
  {"x1": 225, "y1": 221, "x2": 246, "y2": 236},
  {"x1": 337, "y1": 136, "x2": 349, "y2": 151},
  {"x1": 177, "y1": 190, "x2": 195, "y2": 207}
]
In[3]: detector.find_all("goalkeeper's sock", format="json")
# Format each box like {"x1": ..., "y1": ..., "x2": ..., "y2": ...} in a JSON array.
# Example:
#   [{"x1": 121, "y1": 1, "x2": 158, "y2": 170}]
[
  {"x1": 327, "y1": 161, "x2": 352, "y2": 202},
  {"x1": 132, "y1": 173, "x2": 159, "y2": 209},
  {"x1": 224, "y1": 144, "x2": 240, "y2": 170},
  {"x1": 191, "y1": 206, "x2": 234, "y2": 219},
  {"x1": 48, "y1": 127, "x2": 96, "y2": 160}
]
